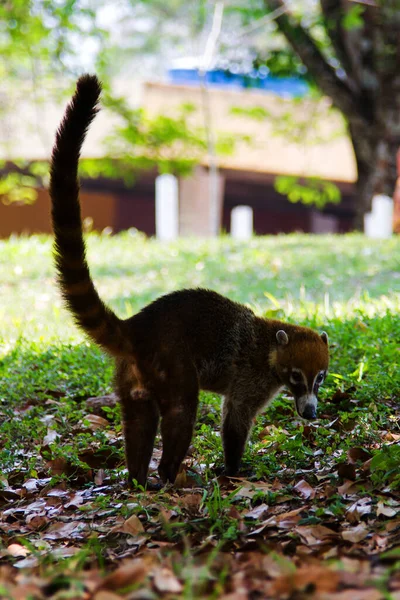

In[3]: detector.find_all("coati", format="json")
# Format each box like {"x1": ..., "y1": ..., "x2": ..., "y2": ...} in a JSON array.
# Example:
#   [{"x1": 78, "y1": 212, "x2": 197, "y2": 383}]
[{"x1": 49, "y1": 74, "x2": 329, "y2": 487}]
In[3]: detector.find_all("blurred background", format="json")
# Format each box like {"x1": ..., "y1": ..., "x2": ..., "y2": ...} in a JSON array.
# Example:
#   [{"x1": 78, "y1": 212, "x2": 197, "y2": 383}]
[{"x1": 1, "y1": 0, "x2": 399, "y2": 239}]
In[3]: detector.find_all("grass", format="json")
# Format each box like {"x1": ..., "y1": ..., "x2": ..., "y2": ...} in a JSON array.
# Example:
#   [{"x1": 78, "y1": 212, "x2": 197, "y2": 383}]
[{"x1": 0, "y1": 232, "x2": 399, "y2": 597}]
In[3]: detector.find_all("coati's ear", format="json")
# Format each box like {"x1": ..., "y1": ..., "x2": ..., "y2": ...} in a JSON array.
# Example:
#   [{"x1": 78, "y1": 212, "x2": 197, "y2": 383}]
[
  {"x1": 276, "y1": 330, "x2": 289, "y2": 346},
  {"x1": 321, "y1": 331, "x2": 329, "y2": 345}
]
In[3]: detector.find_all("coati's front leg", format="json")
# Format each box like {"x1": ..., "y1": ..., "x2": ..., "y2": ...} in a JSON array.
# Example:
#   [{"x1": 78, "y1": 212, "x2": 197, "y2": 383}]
[
  {"x1": 222, "y1": 394, "x2": 262, "y2": 476},
  {"x1": 119, "y1": 389, "x2": 159, "y2": 487}
]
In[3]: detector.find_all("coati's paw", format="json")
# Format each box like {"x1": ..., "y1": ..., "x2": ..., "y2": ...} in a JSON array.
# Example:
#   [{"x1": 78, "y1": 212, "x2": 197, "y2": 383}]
[
  {"x1": 158, "y1": 462, "x2": 179, "y2": 485},
  {"x1": 223, "y1": 466, "x2": 240, "y2": 477},
  {"x1": 212, "y1": 464, "x2": 226, "y2": 476}
]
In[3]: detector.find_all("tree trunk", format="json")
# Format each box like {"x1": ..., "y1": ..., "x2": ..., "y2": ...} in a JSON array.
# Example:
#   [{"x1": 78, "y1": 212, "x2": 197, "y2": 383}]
[{"x1": 348, "y1": 117, "x2": 399, "y2": 231}]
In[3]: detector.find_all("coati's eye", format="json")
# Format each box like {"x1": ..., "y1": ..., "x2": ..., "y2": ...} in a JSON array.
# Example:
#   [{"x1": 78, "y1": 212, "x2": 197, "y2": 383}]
[
  {"x1": 290, "y1": 370, "x2": 304, "y2": 384},
  {"x1": 315, "y1": 372, "x2": 325, "y2": 385}
]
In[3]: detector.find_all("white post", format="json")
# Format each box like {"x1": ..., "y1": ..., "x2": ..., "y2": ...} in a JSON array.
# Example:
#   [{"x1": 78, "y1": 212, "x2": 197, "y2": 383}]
[
  {"x1": 231, "y1": 205, "x2": 253, "y2": 240},
  {"x1": 364, "y1": 194, "x2": 394, "y2": 239},
  {"x1": 155, "y1": 174, "x2": 179, "y2": 241}
]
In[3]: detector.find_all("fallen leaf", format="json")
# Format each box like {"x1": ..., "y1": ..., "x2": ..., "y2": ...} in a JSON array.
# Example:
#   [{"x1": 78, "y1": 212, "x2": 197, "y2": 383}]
[
  {"x1": 295, "y1": 525, "x2": 338, "y2": 546},
  {"x1": 65, "y1": 492, "x2": 86, "y2": 509},
  {"x1": 244, "y1": 504, "x2": 269, "y2": 520},
  {"x1": 46, "y1": 458, "x2": 68, "y2": 476},
  {"x1": 294, "y1": 480, "x2": 315, "y2": 500},
  {"x1": 25, "y1": 514, "x2": 49, "y2": 530},
  {"x1": 346, "y1": 498, "x2": 373, "y2": 523},
  {"x1": 320, "y1": 590, "x2": 382, "y2": 600},
  {"x1": 83, "y1": 414, "x2": 110, "y2": 431},
  {"x1": 7, "y1": 544, "x2": 30, "y2": 558},
  {"x1": 251, "y1": 507, "x2": 304, "y2": 535},
  {"x1": 97, "y1": 559, "x2": 149, "y2": 591},
  {"x1": 272, "y1": 565, "x2": 339, "y2": 595},
  {"x1": 342, "y1": 524, "x2": 369, "y2": 543},
  {"x1": 348, "y1": 447, "x2": 372, "y2": 464},
  {"x1": 123, "y1": 514, "x2": 145, "y2": 535},
  {"x1": 95, "y1": 469, "x2": 105, "y2": 486},
  {"x1": 44, "y1": 521, "x2": 84, "y2": 540},
  {"x1": 233, "y1": 480, "x2": 274, "y2": 499},
  {"x1": 180, "y1": 493, "x2": 202, "y2": 513},
  {"x1": 338, "y1": 479, "x2": 360, "y2": 496},
  {"x1": 153, "y1": 568, "x2": 183, "y2": 594},
  {"x1": 42, "y1": 429, "x2": 60, "y2": 446},
  {"x1": 86, "y1": 394, "x2": 118, "y2": 416},
  {"x1": 93, "y1": 592, "x2": 122, "y2": 600},
  {"x1": 377, "y1": 501, "x2": 397, "y2": 518},
  {"x1": 22, "y1": 479, "x2": 39, "y2": 493}
]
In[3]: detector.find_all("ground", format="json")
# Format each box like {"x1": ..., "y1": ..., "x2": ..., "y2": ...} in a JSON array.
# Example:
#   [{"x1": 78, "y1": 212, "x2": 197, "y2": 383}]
[{"x1": 0, "y1": 233, "x2": 399, "y2": 599}]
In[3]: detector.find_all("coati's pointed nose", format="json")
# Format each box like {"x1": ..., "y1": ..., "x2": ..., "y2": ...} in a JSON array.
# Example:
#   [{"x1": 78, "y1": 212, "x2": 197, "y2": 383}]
[{"x1": 302, "y1": 404, "x2": 317, "y2": 420}]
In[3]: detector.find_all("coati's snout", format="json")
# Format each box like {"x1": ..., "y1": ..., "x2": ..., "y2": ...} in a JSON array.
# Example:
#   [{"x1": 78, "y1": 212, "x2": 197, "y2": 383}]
[
  {"x1": 274, "y1": 328, "x2": 329, "y2": 420},
  {"x1": 294, "y1": 394, "x2": 318, "y2": 420}
]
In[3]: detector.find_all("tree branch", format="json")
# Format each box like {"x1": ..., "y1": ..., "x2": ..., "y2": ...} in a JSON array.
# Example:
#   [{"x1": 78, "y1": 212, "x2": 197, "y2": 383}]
[
  {"x1": 320, "y1": 0, "x2": 357, "y2": 85},
  {"x1": 263, "y1": 0, "x2": 365, "y2": 123}
]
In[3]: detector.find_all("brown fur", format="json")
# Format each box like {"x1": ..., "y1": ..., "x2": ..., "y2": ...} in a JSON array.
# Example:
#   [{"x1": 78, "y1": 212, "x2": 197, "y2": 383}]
[{"x1": 49, "y1": 75, "x2": 329, "y2": 487}]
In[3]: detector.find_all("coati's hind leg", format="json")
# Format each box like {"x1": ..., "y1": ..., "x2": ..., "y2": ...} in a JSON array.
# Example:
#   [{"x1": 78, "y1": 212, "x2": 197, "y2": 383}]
[
  {"x1": 119, "y1": 387, "x2": 159, "y2": 487},
  {"x1": 222, "y1": 394, "x2": 261, "y2": 476},
  {"x1": 158, "y1": 371, "x2": 199, "y2": 484}
]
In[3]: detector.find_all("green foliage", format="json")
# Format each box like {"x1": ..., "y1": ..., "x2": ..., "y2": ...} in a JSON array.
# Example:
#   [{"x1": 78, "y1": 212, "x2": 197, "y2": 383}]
[
  {"x1": 275, "y1": 175, "x2": 341, "y2": 208},
  {"x1": 342, "y1": 5, "x2": 365, "y2": 31},
  {"x1": 370, "y1": 445, "x2": 400, "y2": 488},
  {"x1": 0, "y1": 233, "x2": 399, "y2": 588},
  {"x1": 0, "y1": 0, "x2": 103, "y2": 77},
  {"x1": 230, "y1": 106, "x2": 271, "y2": 122},
  {"x1": 0, "y1": 233, "x2": 399, "y2": 490},
  {"x1": 0, "y1": 173, "x2": 38, "y2": 204}
]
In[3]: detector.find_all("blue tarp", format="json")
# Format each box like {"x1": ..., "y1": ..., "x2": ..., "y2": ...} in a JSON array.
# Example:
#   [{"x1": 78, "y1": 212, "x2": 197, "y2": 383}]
[{"x1": 168, "y1": 69, "x2": 308, "y2": 98}]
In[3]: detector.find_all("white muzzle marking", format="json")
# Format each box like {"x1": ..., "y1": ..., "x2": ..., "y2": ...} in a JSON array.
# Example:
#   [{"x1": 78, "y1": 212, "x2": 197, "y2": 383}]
[{"x1": 296, "y1": 394, "x2": 318, "y2": 418}]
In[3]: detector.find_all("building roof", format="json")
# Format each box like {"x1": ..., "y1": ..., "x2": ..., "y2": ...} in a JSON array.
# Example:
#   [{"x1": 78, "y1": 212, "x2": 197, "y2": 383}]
[{"x1": 1, "y1": 77, "x2": 356, "y2": 183}]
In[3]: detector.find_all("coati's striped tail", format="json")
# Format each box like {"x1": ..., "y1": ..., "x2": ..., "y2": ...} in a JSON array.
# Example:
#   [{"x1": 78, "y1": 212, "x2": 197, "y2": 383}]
[{"x1": 49, "y1": 74, "x2": 132, "y2": 357}]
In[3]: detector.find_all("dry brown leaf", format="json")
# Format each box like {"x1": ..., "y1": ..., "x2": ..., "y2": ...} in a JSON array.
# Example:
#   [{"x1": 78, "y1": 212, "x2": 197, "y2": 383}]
[
  {"x1": 295, "y1": 524, "x2": 338, "y2": 546},
  {"x1": 337, "y1": 479, "x2": 360, "y2": 496},
  {"x1": 7, "y1": 544, "x2": 30, "y2": 558},
  {"x1": 25, "y1": 514, "x2": 49, "y2": 530},
  {"x1": 341, "y1": 524, "x2": 369, "y2": 543},
  {"x1": 123, "y1": 514, "x2": 145, "y2": 535},
  {"x1": 65, "y1": 492, "x2": 85, "y2": 509},
  {"x1": 22, "y1": 479, "x2": 39, "y2": 493},
  {"x1": 95, "y1": 469, "x2": 105, "y2": 486},
  {"x1": 294, "y1": 479, "x2": 315, "y2": 500},
  {"x1": 320, "y1": 590, "x2": 383, "y2": 600},
  {"x1": 251, "y1": 507, "x2": 304, "y2": 535},
  {"x1": 345, "y1": 498, "x2": 373, "y2": 524},
  {"x1": 180, "y1": 493, "x2": 202, "y2": 513},
  {"x1": 272, "y1": 565, "x2": 340, "y2": 595},
  {"x1": 42, "y1": 429, "x2": 59, "y2": 446},
  {"x1": 244, "y1": 503, "x2": 269, "y2": 520},
  {"x1": 376, "y1": 501, "x2": 398, "y2": 518},
  {"x1": 93, "y1": 592, "x2": 122, "y2": 600},
  {"x1": 348, "y1": 447, "x2": 372, "y2": 464},
  {"x1": 174, "y1": 468, "x2": 188, "y2": 488},
  {"x1": 97, "y1": 559, "x2": 149, "y2": 591},
  {"x1": 46, "y1": 458, "x2": 68, "y2": 476},
  {"x1": 86, "y1": 393, "x2": 118, "y2": 415},
  {"x1": 2, "y1": 583, "x2": 43, "y2": 600},
  {"x1": 153, "y1": 568, "x2": 183, "y2": 594},
  {"x1": 83, "y1": 414, "x2": 110, "y2": 431},
  {"x1": 233, "y1": 480, "x2": 274, "y2": 499},
  {"x1": 43, "y1": 521, "x2": 83, "y2": 540}
]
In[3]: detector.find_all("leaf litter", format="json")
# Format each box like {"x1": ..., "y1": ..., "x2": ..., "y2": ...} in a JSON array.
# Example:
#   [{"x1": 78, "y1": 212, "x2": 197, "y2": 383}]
[{"x1": 1, "y1": 388, "x2": 400, "y2": 599}]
